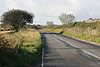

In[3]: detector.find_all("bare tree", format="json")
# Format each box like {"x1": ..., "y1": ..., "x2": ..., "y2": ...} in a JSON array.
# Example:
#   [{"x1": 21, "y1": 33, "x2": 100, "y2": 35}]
[
  {"x1": 59, "y1": 13, "x2": 75, "y2": 25},
  {"x1": 46, "y1": 21, "x2": 54, "y2": 26}
]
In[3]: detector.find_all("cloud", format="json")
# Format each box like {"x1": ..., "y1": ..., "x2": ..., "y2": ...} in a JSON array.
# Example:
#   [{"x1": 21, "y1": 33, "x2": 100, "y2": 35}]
[
  {"x1": 0, "y1": 0, "x2": 80, "y2": 16},
  {"x1": 33, "y1": 0, "x2": 80, "y2": 16},
  {"x1": 76, "y1": 0, "x2": 100, "y2": 20},
  {"x1": 0, "y1": 0, "x2": 100, "y2": 25},
  {"x1": 0, "y1": 0, "x2": 80, "y2": 25}
]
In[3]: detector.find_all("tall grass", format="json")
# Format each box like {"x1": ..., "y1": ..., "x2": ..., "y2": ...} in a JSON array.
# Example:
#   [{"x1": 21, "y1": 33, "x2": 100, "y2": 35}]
[
  {"x1": 41, "y1": 22, "x2": 100, "y2": 45},
  {"x1": 41, "y1": 27, "x2": 63, "y2": 33},
  {"x1": 0, "y1": 29, "x2": 41, "y2": 67},
  {"x1": 63, "y1": 27, "x2": 100, "y2": 44}
]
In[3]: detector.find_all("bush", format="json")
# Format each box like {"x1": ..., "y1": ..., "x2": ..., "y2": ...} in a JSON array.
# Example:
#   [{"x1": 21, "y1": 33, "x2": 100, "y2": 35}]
[{"x1": 0, "y1": 29, "x2": 41, "y2": 67}]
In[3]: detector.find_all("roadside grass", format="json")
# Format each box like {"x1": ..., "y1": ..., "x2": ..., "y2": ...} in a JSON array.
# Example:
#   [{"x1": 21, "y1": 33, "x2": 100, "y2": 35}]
[
  {"x1": 41, "y1": 27, "x2": 63, "y2": 33},
  {"x1": 41, "y1": 22, "x2": 100, "y2": 45},
  {"x1": 63, "y1": 27, "x2": 100, "y2": 44},
  {"x1": 0, "y1": 29, "x2": 42, "y2": 67}
]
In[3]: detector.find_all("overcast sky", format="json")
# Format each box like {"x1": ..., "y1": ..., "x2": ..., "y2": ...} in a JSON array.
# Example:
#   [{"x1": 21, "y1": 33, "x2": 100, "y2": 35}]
[{"x1": 0, "y1": 0, "x2": 100, "y2": 25}]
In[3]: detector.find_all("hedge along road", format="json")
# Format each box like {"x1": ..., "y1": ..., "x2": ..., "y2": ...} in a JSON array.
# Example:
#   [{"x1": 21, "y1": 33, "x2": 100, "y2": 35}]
[{"x1": 41, "y1": 33, "x2": 100, "y2": 67}]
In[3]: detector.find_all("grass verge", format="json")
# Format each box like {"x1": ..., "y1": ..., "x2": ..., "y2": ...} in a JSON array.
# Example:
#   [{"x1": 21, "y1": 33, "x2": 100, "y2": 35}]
[
  {"x1": 63, "y1": 28, "x2": 100, "y2": 45},
  {"x1": 0, "y1": 29, "x2": 42, "y2": 67}
]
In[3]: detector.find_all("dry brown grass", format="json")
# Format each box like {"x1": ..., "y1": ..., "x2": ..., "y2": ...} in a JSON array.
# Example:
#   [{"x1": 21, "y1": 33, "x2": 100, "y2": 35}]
[
  {"x1": 64, "y1": 27, "x2": 100, "y2": 44},
  {"x1": 0, "y1": 29, "x2": 41, "y2": 67}
]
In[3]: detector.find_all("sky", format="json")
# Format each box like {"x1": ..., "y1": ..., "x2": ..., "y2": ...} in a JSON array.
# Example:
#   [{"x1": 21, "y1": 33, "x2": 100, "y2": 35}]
[{"x1": 0, "y1": 0, "x2": 100, "y2": 25}]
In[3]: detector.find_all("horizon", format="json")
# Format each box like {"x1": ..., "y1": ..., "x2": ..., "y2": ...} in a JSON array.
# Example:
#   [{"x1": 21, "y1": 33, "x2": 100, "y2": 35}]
[{"x1": 0, "y1": 0, "x2": 100, "y2": 25}]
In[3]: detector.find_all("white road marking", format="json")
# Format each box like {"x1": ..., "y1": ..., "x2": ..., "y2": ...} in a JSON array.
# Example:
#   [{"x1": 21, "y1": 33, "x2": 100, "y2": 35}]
[
  {"x1": 42, "y1": 48, "x2": 44, "y2": 67},
  {"x1": 82, "y1": 50, "x2": 100, "y2": 60},
  {"x1": 53, "y1": 34, "x2": 100, "y2": 60},
  {"x1": 53, "y1": 35, "x2": 79, "y2": 48}
]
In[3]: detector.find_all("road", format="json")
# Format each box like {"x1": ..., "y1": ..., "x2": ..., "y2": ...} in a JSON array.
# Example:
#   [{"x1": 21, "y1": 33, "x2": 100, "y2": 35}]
[{"x1": 41, "y1": 33, "x2": 100, "y2": 67}]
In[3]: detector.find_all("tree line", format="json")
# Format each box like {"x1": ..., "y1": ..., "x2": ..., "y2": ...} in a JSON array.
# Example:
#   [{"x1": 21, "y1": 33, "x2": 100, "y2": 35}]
[{"x1": 0, "y1": 9, "x2": 76, "y2": 31}]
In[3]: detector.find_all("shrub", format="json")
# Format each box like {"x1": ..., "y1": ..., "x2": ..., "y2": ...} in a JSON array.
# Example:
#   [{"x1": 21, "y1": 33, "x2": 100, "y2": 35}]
[{"x1": 0, "y1": 29, "x2": 41, "y2": 67}]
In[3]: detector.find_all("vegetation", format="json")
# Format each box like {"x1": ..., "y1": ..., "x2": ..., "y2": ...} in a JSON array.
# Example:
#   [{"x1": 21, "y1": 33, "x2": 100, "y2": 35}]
[
  {"x1": 0, "y1": 8, "x2": 100, "y2": 67},
  {"x1": 0, "y1": 29, "x2": 41, "y2": 67},
  {"x1": 62, "y1": 22, "x2": 100, "y2": 44},
  {"x1": 1, "y1": 9, "x2": 34, "y2": 31},
  {"x1": 66, "y1": 22, "x2": 100, "y2": 29},
  {"x1": 0, "y1": 9, "x2": 42, "y2": 67},
  {"x1": 41, "y1": 21, "x2": 100, "y2": 44},
  {"x1": 46, "y1": 21, "x2": 54, "y2": 26},
  {"x1": 41, "y1": 26, "x2": 63, "y2": 33},
  {"x1": 63, "y1": 28, "x2": 100, "y2": 44},
  {"x1": 59, "y1": 13, "x2": 75, "y2": 25}
]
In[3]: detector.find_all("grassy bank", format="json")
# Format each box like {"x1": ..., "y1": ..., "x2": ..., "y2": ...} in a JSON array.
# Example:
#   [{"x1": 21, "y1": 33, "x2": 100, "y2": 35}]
[
  {"x1": 63, "y1": 28, "x2": 100, "y2": 44},
  {"x1": 63, "y1": 22, "x2": 100, "y2": 44},
  {"x1": 0, "y1": 29, "x2": 42, "y2": 67},
  {"x1": 41, "y1": 27, "x2": 63, "y2": 33},
  {"x1": 41, "y1": 22, "x2": 100, "y2": 45}
]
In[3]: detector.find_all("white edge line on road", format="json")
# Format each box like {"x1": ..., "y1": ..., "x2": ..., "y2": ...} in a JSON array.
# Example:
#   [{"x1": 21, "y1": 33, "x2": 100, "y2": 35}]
[
  {"x1": 53, "y1": 35, "x2": 79, "y2": 48},
  {"x1": 42, "y1": 48, "x2": 44, "y2": 67},
  {"x1": 53, "y1": 34, "x2": 100, "y2": 60},
  {"x1": 64, "y1": 34, "x2": 100, "y2": 46},
  {"x1": 81, "y1": 50, "x2": 100, "y2": 60}
]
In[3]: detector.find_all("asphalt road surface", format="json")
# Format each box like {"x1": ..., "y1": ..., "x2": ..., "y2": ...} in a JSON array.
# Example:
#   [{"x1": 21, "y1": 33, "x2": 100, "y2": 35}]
[{"x1": 41, "y1": 33, "x2": 100, "y2": 67}]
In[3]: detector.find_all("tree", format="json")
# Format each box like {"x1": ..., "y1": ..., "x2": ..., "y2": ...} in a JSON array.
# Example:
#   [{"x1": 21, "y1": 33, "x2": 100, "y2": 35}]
[
  {"x1": 59, "y1": 13, "x2": 75, "y2": 25},
  {"x1": 46, "y1": 21, "x2": 54, "y2": 26},
  {"x1": 1, "y1": 9, "x2": 34, "y2": 31}
]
